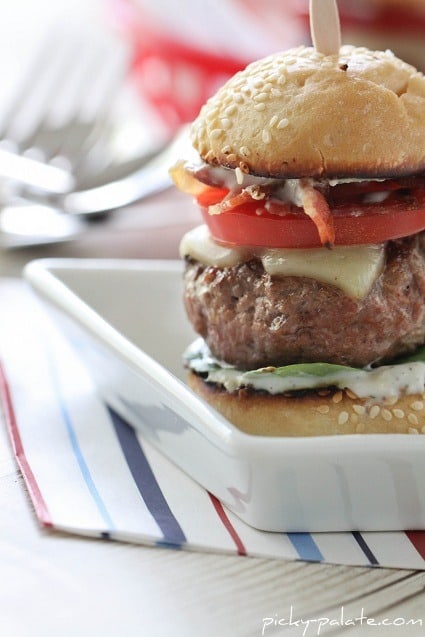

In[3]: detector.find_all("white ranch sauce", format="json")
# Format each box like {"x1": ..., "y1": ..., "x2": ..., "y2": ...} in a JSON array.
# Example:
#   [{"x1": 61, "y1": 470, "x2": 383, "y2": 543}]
[{"x1": 204, "y1": 362, "x2": 425, "y2": 402}]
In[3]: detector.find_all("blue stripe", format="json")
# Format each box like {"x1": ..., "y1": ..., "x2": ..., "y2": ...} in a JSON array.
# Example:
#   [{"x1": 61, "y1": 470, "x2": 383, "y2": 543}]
[
  {"x1": 108, "y1": 407, "x2": 186, "y2": 546},
  {"x1": 352, "y1": 532, "x2": 379, "y2": 566},
  {"x1": 287, "y1": 533, "x2": 324, "y2": 562},
  {"x1": 45, "y1": 348, "x2": 115, "y2": 530}
]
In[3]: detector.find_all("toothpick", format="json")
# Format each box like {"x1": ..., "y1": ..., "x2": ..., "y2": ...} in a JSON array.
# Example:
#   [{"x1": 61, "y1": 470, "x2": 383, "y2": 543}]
[{"x1": 309, "y1": 0, "x2": 341, "y2": 56}]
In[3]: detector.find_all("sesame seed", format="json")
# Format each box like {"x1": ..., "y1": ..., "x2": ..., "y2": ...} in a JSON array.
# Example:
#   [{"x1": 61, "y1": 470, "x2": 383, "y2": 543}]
[
  {"x1": 410, "y1": 401, "x2": 424, "y2": 411},
  {"x1": 317, "y1": 405, "x2": 330, "y2": 414},
  {"x1": 254, "y1": 103, "x2": 266, "y2": 111},
  {"x1": 408, "y1": 427, "x2": 419, "y2": 435},
  {"x1": 227, "y1": 153, "x2": 237, "y2": 162},
  {"x1": 338, "y1": 411, "x2": 349, "y2": 425},
  {"x1": 269, "y1": 115, "x2": 278, "y2": 127},
  {"x1": 210, "y1": 128, "x2": 224, "y2": 139},
  {"x1": 277, "y1": 118, "x2": 289, "y2": 129},
  {"x1": 369, "y1": 405, "x2": 380, "y2": 419},
  {"x1": 266, "y1": 72, "x2": 279, "y2": 82},
  {"x1": 332, "y1": 391, "x2": 343, "y2": 404},
  {"x1": 262, "y1": 129, "x2": 271, "y2": 144},
  {"x1": 221, "y1": 145, "x2": 231, "y2": 154},
  {"x1": 408, "y1": 413, "x2": 419, "y2": 426},
  {"x1": 345, "y1": 389, "x2": 358, "y2": 400},
  {"x1": 271, "y1": 88, "x2": 282, "y2": 97},
  {"x1": 392, "y1": 409, "x2": 405, "y2": 419},
  {"x1": 224, "y1": 104, "x2": 237, "y2": 116},
  {"x1": 352, "y1": 404, "x2": 365, "y2": 416},
  {"x1": 233, "y1": 93, "x2": 244, "y2": 104},
  {"x1": 235, "y1": 167, "x2": 244, "y2": 185},
  {"x1": 239, "y1": 146, "x2": 251, "y2": 157},
  {"x1": 220, "y1": 118, "x2": 231, "y2": 129},
  {"x1": 254, "y1": 92, "x2": 268, "y2": 102},
  {"x1": 231, "y1": 77, "x2": 244, "y2": 89},
  {"x1": 382, "y1": 409, "x2": 393, "y2": 422},
  {"x1": 252, "y1": 78, "x2": 264, "y2": 88}
]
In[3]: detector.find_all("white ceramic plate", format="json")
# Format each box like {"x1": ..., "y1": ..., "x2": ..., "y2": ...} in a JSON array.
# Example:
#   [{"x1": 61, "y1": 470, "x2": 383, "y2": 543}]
[{"x1": 25, "y1": 258, "x2": 425, "y2": 532}]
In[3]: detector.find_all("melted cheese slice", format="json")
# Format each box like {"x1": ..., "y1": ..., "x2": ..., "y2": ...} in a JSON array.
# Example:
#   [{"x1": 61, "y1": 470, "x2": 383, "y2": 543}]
[{"x1": 180, "y1": 225, "x2": 385, "y2": 299}]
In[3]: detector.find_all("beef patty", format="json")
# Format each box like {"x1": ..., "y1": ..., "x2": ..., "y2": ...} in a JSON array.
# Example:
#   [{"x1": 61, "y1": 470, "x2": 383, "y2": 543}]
[{"x1": 183, "y1": 233, "x2": 425, "y2": 369}]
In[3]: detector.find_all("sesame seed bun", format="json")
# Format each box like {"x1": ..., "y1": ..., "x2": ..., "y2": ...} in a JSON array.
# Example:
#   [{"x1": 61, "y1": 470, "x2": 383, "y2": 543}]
[
  {"x1": 188, "y1": 371, "x2": 425, "y2": 437},
  {"x1": 190, "y1": 45, "x2": 425, "y2": 179}
]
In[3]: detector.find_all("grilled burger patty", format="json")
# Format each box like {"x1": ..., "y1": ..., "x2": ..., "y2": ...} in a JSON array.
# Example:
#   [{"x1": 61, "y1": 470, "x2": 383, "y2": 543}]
[{"x1": 183, "y1": 233, "x2": 425, "y2": 370}]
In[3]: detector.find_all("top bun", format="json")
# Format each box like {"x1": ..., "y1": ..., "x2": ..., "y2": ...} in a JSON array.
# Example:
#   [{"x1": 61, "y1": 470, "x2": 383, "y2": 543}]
[{"x1": 190, "y1": 45, "x2": 425, "y2": 179}]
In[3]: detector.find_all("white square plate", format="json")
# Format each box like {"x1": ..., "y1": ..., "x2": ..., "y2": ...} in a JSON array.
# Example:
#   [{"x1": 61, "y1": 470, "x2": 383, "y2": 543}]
[{"x1": 25, "y1": 258, "x2": 425, "y2": 532}]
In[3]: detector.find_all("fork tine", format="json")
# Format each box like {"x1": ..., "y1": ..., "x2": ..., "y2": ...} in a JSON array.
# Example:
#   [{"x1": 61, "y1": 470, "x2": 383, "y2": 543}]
[
  {"x1": 0, "y1": 32, "x2": 69, "y2": 148},
  {"x1": 53, "y1": 42, "x2": 127, "y2": 160},
  {"x1": 45, "y1": 38, "x2": 129, "y2": 182},
  {"x1": 0, "y1": 28, "x2": 131, "y2": 196},
  {"x1": 19, "y1": 33, "x2": 128, "y2": 175},
  {"x1": 21, "y1": 48, "x2": 96, "y2": 164},
  {"x1": 16, "y1": 34, "x2": 104, "y2": 159}
]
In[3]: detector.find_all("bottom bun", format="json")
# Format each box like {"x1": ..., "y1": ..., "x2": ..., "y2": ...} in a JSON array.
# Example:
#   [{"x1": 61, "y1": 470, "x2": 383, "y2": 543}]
[{"x1": 188, "y1": 371, "x2": 425, "y2": 437}]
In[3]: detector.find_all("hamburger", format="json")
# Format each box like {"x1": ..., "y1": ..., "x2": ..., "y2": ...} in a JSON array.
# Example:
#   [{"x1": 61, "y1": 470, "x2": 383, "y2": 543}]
[{"x1": 171, "y1": 43, "x2": 425, "y2": 436}]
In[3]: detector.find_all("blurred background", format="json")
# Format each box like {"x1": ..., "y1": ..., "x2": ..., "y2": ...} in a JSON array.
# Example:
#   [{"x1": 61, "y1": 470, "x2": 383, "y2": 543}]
[
  {"x1": 113, "y1": 0, "x2": 425, "y2": 133},
  {"x1": 0, "y1": 0, "x2": 424, "y2": 274}
]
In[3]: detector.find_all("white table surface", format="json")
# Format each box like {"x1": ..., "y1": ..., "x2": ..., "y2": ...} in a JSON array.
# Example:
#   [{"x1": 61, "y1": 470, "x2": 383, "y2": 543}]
[{"x1": 1, "y1": 2, "x2": 425, "y2": 636}]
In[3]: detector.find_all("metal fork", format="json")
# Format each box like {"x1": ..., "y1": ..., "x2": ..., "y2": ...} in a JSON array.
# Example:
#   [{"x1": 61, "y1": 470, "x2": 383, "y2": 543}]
[
  {"x1": 0, "y1": 29, "x2": 130, "y2": 196},
  {"x1": 0, "y1": 124, "x2": 191, "y2": 248}
]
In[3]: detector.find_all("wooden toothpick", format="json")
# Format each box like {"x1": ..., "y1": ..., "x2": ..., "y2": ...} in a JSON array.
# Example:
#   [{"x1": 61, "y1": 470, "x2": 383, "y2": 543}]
[{"x1": 309, "y1": 0, "x2": 341, "y2": 56}]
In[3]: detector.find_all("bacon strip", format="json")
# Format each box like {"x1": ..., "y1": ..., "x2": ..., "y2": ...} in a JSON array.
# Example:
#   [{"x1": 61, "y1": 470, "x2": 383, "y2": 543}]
[
  {"x1": 300, "y1": 180, "x2": 335, "y2": 247},
  {"x1": 208, "y1": 189, "x2": 255, "y2": 215}
]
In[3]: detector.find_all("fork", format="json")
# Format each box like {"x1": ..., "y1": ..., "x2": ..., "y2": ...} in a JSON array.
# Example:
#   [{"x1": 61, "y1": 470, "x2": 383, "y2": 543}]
[
  {"x1": 0, "y1": 28, "x2": 130, "y2": 196},
  {"x1": 0, "y1": 123, "x2": 190, "y2": 248}
]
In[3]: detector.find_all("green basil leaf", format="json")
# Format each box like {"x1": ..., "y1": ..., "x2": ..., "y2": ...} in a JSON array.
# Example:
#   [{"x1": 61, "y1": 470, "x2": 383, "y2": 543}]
[{"x1": 245, "y1": 362, "x2": 359, "y2": 379}]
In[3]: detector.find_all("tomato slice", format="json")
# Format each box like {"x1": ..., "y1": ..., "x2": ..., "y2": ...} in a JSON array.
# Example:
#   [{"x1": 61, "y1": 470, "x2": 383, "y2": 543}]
[{"x1": 198, "y1": 192, "x2": 425, "y2": 248}]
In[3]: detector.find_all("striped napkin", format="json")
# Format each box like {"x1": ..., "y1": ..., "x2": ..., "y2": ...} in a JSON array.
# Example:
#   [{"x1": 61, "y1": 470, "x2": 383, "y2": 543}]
[{"x1": 2, "y1": 278, "x2": 425, "y2": 570}]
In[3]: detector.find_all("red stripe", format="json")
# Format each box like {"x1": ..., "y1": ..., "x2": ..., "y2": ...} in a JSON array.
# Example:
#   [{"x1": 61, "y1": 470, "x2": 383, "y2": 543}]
[
  {"x1": 405, "y1": 531, "x2": 425, "y2": 561},
  {"x1": 208, "y1": 493, "x2": 246, "y2": 556},
  {"x1": 0, "y1": 361, "x2": 53, "y2": 528}
]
